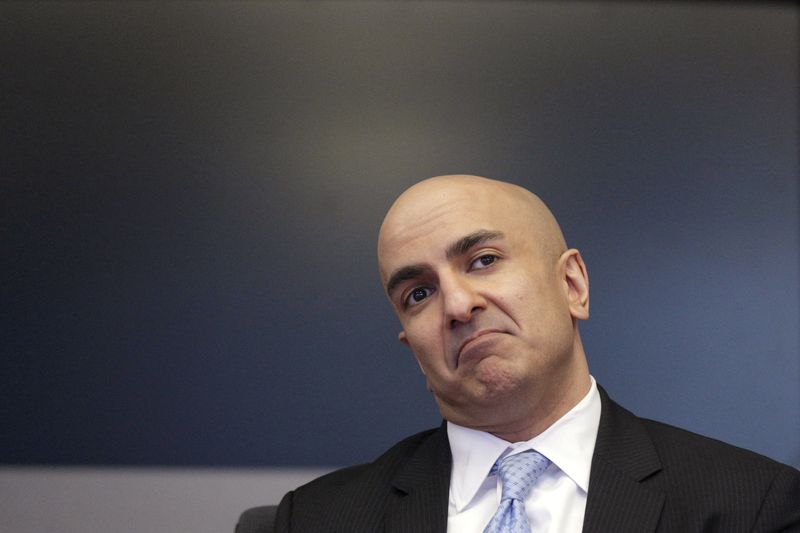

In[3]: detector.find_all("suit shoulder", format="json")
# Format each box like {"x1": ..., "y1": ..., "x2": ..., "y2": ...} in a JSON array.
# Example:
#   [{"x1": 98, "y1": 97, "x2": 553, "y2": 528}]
[
  {"x1": 639, "y1": 417, "x2": 798, "y2": 476},
  {"x1": 597, "y1": 388, "x2": 797, "y2": 480},
  {"x1": 275, "y1": 426, "x2": 447, "y2": 531},
  {"x1": 635, "y1": 418, "x2": 800, "y2": 528},
  {"x1": 284, "y1": 429, "x2": 439, "y2": 499}
]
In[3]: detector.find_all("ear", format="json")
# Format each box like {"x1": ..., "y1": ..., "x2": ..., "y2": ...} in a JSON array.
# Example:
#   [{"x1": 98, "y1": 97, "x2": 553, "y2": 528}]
[
  {"x1": 398, "y1": 330, "x2": 409, "y2": 345},
  {"x1": 559, "y1": 248, "x2": 589, "y2": 320}
]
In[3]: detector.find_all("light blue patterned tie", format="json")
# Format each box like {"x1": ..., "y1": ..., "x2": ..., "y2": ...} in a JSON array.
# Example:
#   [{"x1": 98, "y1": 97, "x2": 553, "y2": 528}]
[{"x1": 483, "y1": 450, "x2": 551, "y2": 533}]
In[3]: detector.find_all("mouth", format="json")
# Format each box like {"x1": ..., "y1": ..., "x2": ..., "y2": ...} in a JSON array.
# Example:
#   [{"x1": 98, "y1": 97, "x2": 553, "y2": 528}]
[{"x1": 456, "y1": 329, "x2": 505, "y2": 365}]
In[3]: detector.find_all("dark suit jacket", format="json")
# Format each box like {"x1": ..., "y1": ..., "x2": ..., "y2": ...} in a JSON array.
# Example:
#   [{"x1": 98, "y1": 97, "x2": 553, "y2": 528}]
[{"x1": 274, "y1": 388, "x2": 800, "y2": 532}]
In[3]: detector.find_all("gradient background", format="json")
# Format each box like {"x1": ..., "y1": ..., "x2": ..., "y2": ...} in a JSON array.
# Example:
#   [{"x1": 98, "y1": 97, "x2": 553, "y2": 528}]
[{"x1": 2, "y1": 1, "x2": 798, "y2": 531}]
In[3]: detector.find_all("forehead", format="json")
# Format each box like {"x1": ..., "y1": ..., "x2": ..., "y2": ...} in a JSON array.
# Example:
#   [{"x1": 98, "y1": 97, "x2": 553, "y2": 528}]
[{"x1": 378, "y1": 184, "x2": 530, "y2": 279}]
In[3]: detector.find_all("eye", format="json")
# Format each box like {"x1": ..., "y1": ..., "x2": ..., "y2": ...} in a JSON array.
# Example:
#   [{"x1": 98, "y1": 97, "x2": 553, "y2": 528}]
[
  {"x1": 470, "y1": 254, "x2": 498, "y2": 270},
  {"x1": 404, "y1": 286, "x2": 435, "y2": 307}
]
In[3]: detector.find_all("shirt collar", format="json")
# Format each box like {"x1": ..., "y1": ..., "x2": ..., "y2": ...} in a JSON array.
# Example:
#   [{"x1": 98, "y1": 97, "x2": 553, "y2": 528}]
[{"x1": 447, "y1": 376, "x2": 601, "y2": 512}]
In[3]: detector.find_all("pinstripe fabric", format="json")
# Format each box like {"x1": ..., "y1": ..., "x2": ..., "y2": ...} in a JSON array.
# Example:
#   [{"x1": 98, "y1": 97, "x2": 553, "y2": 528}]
[
  {"x1": 582, "y1": 389, "x2": 800, "y2": 533},
  {"x1": 271, "y1": 387, "x2": 800, "y2": 533},
  {"x1": 273, "y1": 426, "x2": 449, "y2": 533}
]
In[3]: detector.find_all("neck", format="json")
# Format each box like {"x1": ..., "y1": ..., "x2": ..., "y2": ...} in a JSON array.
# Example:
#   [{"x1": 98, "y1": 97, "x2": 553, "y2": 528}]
[{"x1": 490, "y1": 370, "x2": 592, "y2": 442}]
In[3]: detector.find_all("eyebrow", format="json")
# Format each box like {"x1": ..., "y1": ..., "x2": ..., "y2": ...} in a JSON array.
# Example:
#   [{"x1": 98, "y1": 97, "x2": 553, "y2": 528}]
[
  {"x1": 385, "y1": 264, "x2": 432, "y2": 298},
  {"x1": 445, "y1": 230, "x2": 505, "y2": 260},
  {"x1": 385, "y1": 230, "x2": 505, "y2": 297}
]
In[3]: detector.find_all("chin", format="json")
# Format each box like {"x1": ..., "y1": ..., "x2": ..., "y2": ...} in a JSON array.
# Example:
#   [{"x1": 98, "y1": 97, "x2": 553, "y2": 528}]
[{"x1": 472, "y1": 361, "x2": 522, "y2": 401}]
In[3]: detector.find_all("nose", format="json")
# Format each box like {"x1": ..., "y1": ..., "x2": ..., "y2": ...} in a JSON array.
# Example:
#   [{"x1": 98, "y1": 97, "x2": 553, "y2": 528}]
[{"x1": 440, "y1": 272, "x2": 486, "y2": 328}]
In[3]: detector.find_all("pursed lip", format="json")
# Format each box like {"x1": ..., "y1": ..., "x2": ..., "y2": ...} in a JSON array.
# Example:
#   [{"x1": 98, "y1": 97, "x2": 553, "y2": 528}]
[{"x1": 457, "y1": 328, "x2": 504, "y2": 363}]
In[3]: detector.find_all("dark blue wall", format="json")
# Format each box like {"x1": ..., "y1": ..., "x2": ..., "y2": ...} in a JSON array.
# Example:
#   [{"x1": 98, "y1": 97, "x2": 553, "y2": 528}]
[{"x1": 2, "y1": 1, "x2": 798, "y2": 468}]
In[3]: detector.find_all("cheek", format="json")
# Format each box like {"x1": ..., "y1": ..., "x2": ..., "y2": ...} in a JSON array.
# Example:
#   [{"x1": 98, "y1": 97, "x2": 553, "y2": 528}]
[
  {"x1": 403, "y1": 322, "x2": 433, "y2": 354},
  {"x1": 499, "y1": 279, "x2": 543, "y2": 318},
  {"x1": 503, "y1": 281, "x2": 567, "y2": 335},
  {"x1": 404, "y1": 322, "x2": 448, "y2": 369},
  {"x1": 504, "y1": 269, "x2": 544, "y2": 300}
]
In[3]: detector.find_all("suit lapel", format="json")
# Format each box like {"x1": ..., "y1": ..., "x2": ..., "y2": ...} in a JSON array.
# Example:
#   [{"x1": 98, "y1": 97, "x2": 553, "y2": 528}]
[
  {"x1": 378, "y1": 388, "x2": 665, "y2": 533},
  {"x1": 582, "y1": 387, "x2": 665, "y2": 533},
  {"x1": 385, "y1": 424, "x2": 451, "y2": 533}
]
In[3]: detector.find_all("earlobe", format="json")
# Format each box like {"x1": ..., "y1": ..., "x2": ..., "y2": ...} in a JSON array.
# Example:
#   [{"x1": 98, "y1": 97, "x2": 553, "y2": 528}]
[
  {"x1": 398, "y1": 330, "x2": 409, "y2": 345},
  {"x1": 561, "y1": 249, "x2": 590, "y2": 320}
]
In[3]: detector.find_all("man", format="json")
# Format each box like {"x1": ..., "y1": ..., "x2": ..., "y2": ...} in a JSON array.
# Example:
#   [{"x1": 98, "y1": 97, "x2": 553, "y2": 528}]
[{"x1": 272, "y1": 175, "x2": 800, "y2": 532}]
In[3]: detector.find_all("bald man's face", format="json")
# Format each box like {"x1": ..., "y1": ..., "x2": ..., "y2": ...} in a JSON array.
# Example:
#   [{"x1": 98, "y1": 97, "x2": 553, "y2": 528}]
[{"x1": 378, "y1": 178, "x2": 589, "y2": 432}]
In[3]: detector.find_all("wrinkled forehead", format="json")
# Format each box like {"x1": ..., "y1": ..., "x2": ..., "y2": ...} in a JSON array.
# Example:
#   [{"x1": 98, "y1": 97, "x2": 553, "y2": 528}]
[{"x1": 377, "y1": 179, "x2": 547, "y2": 281}]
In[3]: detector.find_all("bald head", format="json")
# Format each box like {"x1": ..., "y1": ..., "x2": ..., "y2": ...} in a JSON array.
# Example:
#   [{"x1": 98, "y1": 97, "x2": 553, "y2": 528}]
[
  {"x1": 375, "y1": 174, "x2": 590, "y2": 440},
  {"x1": 378, "y1": 175, "x2": 567, "y2": 284}
]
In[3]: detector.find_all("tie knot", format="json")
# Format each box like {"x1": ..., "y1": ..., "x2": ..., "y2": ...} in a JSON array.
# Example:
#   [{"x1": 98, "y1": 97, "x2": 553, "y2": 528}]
[{"x1": 494, "y1": 450, "x2": 550, "y2": 502}]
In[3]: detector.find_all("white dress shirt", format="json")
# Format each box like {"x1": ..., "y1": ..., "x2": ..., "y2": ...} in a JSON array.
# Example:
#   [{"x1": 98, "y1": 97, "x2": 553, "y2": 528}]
[{"x1": 446, "y1": 377, "x2": 601, "y2": 533}]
